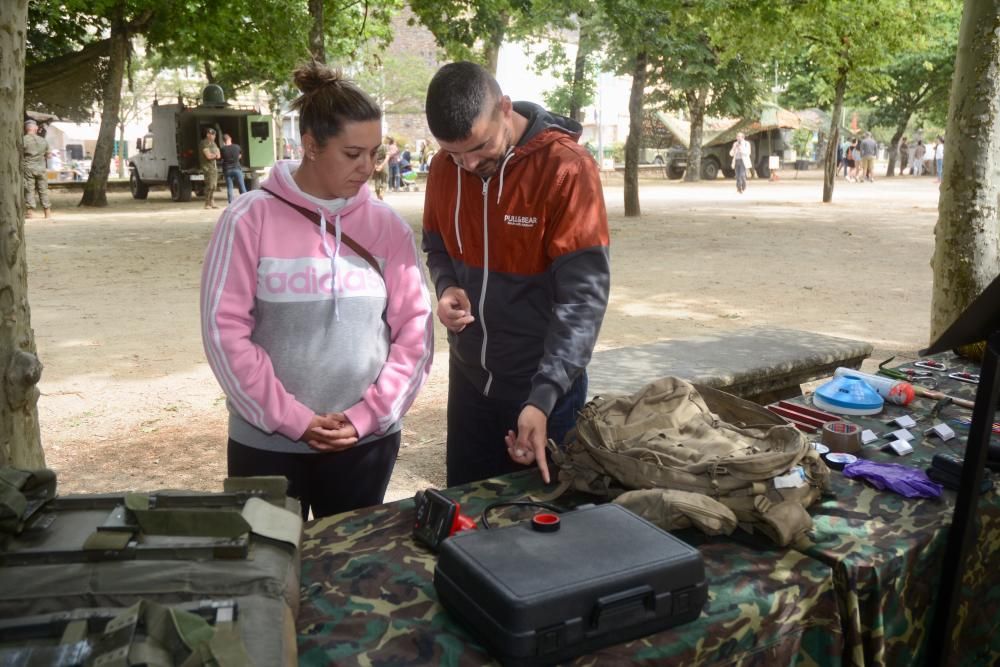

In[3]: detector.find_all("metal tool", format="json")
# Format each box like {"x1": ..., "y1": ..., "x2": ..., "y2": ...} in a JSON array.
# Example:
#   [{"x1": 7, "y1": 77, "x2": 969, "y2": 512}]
[
  {"x1": 948, "y1": 371, "x2": 980, "y2": 384},
  {"x1": 914, "y1": 360, "x2": 948, "y2": 371}
]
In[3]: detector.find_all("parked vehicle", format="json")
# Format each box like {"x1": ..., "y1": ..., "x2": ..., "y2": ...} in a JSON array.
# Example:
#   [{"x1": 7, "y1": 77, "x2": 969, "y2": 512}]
[
  {"x1": 701, "y1": 123, "x2": 792, "y2": 180},
  {"x1": 129, "y1": 85, "x2": 274, "y2": 202}
]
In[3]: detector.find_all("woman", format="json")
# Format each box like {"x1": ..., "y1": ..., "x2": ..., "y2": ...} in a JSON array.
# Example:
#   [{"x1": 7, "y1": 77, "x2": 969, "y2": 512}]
[
  {"x1": 201, "y1": 61, "x2": 433, "y2": 519},
  {"x1": 845, "y1": 139, "x2": 859, "y2": 182},
  {"x1": 729, "y1": 132, "x2": 751, "y2": 194}
]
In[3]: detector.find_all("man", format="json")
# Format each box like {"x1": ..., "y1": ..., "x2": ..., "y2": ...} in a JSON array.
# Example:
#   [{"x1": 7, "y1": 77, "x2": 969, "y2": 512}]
[
  {"x1": 23, "y1": 119, "x2": 51, "y2": 219},
  {"x1": 898, "y1": 136, "x2": 909, "y2": 175},
  {"x1": 859, "y1": 131, "x2": 878, "y2": 183},
  {"x1": 219, "y1": 133, "x2": 246, "y2": 204},
  {"x1": 199, "y1": 128, "x2": 221, "y2": 209},
  {"x1": 912, "y1": 140, "x2": 926, "y2": 176},
  {"x1": 421, "y1": 61, "x2": 610, "y2": 487},
  {"x1": 729, "y1": 132, "x2": 751, "y2": 194}
]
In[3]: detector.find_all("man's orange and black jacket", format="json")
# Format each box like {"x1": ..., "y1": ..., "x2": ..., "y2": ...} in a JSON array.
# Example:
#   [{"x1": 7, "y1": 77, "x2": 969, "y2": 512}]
[{"x1": 422, "y1": 102, "x2": 611, "y2": 416}]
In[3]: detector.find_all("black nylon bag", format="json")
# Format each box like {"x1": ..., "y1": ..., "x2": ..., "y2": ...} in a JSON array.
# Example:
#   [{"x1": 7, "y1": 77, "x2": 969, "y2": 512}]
[{"x1": 434, "y1": 503, "x2": 707, "y2": 666}]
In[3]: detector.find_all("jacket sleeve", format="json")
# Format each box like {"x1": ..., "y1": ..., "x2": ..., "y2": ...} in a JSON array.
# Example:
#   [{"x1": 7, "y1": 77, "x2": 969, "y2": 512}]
[
  {"x1": 421, "y1": 158, "x2": 461, "y2": 298},
  {"x1": 344, "y1": 223, "x2": 434, "y2": 439},
  {"x1": 200, "y1": 206, "x2": 314, "y2": 441},
  {"x1": 527, "y1": 151, "x2": 611, "y2": 416}
]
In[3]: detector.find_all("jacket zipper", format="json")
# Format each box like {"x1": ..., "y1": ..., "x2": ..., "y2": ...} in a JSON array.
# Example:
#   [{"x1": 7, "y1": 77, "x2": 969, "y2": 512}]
[{"x1": 479, "y1": 177, "x2": 493, "y2": 395}]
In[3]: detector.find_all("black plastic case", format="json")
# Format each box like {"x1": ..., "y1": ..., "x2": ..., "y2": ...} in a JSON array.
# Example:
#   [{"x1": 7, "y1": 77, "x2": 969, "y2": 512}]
[{"x1": 434, "y1": 503, "x2": 707, "y2": 666}]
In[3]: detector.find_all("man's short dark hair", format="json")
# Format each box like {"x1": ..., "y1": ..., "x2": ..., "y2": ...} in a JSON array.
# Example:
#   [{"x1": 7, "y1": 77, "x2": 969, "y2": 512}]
[{"x1": 425, "y1": 61, "x2": 502, "y2": 142}]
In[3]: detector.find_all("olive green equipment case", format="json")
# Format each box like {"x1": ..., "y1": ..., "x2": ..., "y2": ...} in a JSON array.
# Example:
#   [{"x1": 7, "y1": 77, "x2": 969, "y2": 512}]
[{"x1": 0, "y1": 468, "x2": 302, "y2": 666}]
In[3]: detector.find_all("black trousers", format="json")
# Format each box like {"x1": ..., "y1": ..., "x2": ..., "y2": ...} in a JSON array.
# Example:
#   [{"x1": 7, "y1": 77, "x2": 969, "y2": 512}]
[
  {"x1": 445, "y1": 360, "x2": 587, "y2": 487},
  {"x1": 227, "y1": 433, "x2": 400, "y2": 520}
]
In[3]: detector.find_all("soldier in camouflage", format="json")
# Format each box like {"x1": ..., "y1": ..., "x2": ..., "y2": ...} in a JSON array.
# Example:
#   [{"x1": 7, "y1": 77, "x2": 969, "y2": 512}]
[
  {"x1": 22, "y1": 119, "x2": 51, "y2": 219},
  {"x1": 199, "y1": 127, "x2": 221, "y2": 209}
]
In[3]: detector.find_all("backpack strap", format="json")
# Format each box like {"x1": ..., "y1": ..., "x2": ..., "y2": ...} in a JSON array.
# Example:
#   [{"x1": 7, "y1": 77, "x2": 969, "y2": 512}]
[{"x1": 260, "y1": 185, "x2": 384, "y2": 279}]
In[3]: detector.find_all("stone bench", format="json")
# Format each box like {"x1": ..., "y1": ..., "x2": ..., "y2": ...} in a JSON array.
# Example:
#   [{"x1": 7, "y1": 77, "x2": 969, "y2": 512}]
[{"x1": 587, "y1": 327, "x2": 874, "y2": 404}]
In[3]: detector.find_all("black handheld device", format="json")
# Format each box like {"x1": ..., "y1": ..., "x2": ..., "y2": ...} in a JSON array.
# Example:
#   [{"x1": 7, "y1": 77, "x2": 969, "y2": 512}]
[{"x1": 413, "y1": 488, "x2": 476, "y2": 551}]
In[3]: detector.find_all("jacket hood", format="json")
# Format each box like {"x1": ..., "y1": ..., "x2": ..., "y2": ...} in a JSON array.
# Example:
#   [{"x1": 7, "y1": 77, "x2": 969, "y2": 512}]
[
  {"x1": 261, "y1": 159, "x2": 371, "y2": 219},
  {"x1": 513, "y1": 101, "x2": 582, "y2": 147}
]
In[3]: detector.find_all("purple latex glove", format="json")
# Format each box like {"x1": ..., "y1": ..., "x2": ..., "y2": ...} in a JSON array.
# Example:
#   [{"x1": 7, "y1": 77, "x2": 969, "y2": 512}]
[{"x1": 842, "y1": 460, "x2": 943, "y2": 499}]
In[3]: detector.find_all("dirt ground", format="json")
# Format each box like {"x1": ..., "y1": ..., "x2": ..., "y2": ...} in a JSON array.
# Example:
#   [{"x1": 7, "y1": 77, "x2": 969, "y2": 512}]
[{"x1": 27, "y1": 168, "x2": 941, "y2": 502}]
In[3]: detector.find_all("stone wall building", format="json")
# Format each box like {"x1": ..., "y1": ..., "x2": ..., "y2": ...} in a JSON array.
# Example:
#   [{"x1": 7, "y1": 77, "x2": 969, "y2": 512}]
[{"x1": 384, "y1": 5, "x2": 441, "y2": 151}]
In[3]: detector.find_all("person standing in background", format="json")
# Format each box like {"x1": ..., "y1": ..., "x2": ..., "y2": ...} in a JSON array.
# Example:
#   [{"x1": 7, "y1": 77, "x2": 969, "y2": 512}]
[
  {"x1": 220, "y1": 133, "x2": 247, "y2": 204},
  {"x1": 200, "y1": 128, "x2": 222, "y2": 209},
  {"x1": 372, "y1": 139, "x2": 388, "y2": 200},
  {"x1": 859, "y1": 132, "x2": 878, "y2": 183},
  {"x1": 23, "y1": 119, "x2": 51, "y2": 219},
  {"x1": 912, "y1": 140, "x2": 926, "y2": 176},
  {"x1": 729, "y1": 132, "x2": 752, "y2": 194},
  {"x1": 898, "y1": 136, "x2": 909, "y2": 175},
  {"x1": 385, "y1": 136, "x2": 401, "y2": 192}
]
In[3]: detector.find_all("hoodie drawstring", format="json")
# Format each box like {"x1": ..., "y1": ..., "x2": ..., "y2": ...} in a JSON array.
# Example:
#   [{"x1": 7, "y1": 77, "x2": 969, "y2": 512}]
[
  {"x1": 453, "y1": 162, "x2": 464, "y2": 254},
  {"x1": 496, "y1": 147, "x2": 515, "y2": 205},
  {"x1": 318, "y1": 208, "x2": 342, "y2": 321}
]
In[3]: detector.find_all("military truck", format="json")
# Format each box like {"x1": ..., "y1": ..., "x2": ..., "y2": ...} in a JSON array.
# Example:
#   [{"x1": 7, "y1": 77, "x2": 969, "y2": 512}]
[
  {"x1": 129, "y1": 85, "x2": 274, "y2": 202},
  {"x1": 699, "y1": 127, "x2": 791, "y2": 180}
]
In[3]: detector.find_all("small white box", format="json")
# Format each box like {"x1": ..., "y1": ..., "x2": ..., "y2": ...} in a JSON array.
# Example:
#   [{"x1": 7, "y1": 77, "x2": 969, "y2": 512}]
[
  {"x1": 886, "y1": 428, "x2": 914, "y2": 442},
  {"x1": 890, "y1": 415, "x2": 917, "y2": 429},
  {"x1": 885, "y1": 440, "x2": 914, "y2": 456}
]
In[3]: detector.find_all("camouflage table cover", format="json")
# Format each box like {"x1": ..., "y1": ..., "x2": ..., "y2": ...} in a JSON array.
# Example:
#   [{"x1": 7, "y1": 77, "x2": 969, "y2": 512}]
[
  {"x1": 296, "y1": 471, "x2": 844, "y2": 666},
  {"x1": 784, "y1": 354, "x2": 1000, "y2": 666}
]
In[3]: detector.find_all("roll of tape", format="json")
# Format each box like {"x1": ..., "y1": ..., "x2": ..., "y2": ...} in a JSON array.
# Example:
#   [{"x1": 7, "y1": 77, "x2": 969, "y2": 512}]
[
  {"x1": 823, "y1": 452, "x2": 858, "y2": 471},
  {"x1": 821, "y1": 421, "x2": 862, "y2": 454}
]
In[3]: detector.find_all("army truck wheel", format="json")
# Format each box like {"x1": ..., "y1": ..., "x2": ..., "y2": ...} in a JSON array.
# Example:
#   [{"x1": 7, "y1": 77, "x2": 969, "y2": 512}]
[
  {"x1": 756, "y1": 157, "x2": 771, "y2": 179},
  {"x1": 129, "y1": 168, "x2": 149, "y2": 199},
  {"x1": 667, "y1": 165, "x2": 685, "y2": 180},
  {"x1": 247, "y1": 173, "x2": 260, "y2": 191},
  {"x1": 169, "y1": 170, "x2": 193, "y2": 202},
  {"x1": 701, "y1": 158, "x2": 720, "y2": 180},
  {"x1": 722, "y1": 166, "x2": 735, "y2": 179}
]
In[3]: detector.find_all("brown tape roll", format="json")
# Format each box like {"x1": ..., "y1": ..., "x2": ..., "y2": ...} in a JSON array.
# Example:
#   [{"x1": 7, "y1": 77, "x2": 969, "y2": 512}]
[{"x1": 821, "y1": 421, "x2": 862, "y2": 454}]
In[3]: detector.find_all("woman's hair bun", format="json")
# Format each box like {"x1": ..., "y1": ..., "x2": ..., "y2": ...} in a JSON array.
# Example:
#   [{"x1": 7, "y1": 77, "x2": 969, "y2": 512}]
[{"x1": 293, "y1": 60, "x2": 343, "y2": 95}]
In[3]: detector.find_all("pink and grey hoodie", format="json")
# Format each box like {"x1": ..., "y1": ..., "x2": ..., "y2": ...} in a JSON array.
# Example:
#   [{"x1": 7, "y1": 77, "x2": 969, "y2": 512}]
[{"x1": 201, "y1": 160, "x2": 433, "y2": 453}]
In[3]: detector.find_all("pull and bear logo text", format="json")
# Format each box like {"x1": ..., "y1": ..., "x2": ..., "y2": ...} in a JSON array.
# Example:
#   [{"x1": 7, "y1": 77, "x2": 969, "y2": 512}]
[{"x1": 504, "y1": 214, "x2": 538, "y2": 228}]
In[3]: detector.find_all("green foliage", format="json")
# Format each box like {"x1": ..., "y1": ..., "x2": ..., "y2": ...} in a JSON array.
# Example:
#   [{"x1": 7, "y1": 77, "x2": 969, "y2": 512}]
[
  {"x1": 409, "y1": 0, "x2": 559, "y2": 69},
  {"x1": 776, "y1": 0, "x2": 945, "y2": 109},
  {"x1": 862, "y1": 2, "x2": 960, "y2": 133},
  {"x1": 791, "y1": 127, "x2": 813, "y2": 155},
  {"x1": 351, "y1": 50, "x2": 437, "y2": 115}
]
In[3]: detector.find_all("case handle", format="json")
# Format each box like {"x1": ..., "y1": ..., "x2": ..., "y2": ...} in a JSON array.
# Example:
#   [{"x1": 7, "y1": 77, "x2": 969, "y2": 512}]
[{"x1": 591, "y1": 585, "x2": 655, "y2": 632}]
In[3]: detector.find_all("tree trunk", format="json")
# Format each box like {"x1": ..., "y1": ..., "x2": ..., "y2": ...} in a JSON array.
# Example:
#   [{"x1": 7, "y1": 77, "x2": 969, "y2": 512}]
[
  {"x1": 482, "y1": 17, "x2": 507, "y2": 75},
  {"x1": 271, "y1": 97, "x2": 285, "y2": 160},
  {"x1": 0, "y1": 0, "x2": 45, "y2": 469},
  {"x1": 79, "y1": 18, "x2": 127, "y2": 207},
  {"x1": 684, "y1": 88, "x2": 707, "y2": 183},
  {"x1": 569, "y1": 18, "x2": 595, "y2": 122},
  {"x1": 624, "y1": 51, "x2": 647, "y2": 218},
  {"x1": 308, "y1": 0, "x2": 325, "y2": 63},
  {"x1": 929, "y1": 0, "x2": 1000, "y2": 341},
  {"x1": 823, "y1": 68, "x2": 848, "y2": 203}
]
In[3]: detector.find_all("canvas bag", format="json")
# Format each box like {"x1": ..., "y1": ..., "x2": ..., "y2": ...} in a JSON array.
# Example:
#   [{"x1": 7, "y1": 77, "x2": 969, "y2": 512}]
[{"x1": 549, "y1": 376, "x2": 830, "y2": 546}]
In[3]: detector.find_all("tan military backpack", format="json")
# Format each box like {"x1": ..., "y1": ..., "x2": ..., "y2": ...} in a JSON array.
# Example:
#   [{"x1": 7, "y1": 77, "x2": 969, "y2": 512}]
[{"x1": 549, "y1": 376, "x2": 830, "y2": 546}]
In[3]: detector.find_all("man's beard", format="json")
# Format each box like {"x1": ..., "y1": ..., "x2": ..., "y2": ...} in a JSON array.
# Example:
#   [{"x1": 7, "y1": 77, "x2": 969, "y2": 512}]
[{"x1": 475, "y1": 127, "x2": 514, "y2": 179}]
